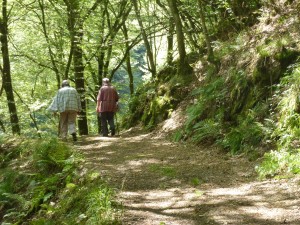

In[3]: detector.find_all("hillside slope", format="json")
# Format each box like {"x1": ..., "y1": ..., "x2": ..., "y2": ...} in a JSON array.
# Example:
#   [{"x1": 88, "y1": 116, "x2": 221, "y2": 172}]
[{"x1": 124, "y1": 0, "x2": 300, "y2": 179}]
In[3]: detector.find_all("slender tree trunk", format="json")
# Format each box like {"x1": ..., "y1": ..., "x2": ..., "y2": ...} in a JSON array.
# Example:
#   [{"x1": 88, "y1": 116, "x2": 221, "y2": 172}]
[
  {"x1": 104, "y1": 40, "x2": 113, "y2": 77},
  {"x1": 96, "y1": 2, "x2": 106, "y2": 134},
  {"x1": 123, "y1": 24, "x2": 134, "y2": 95},
  {"x1": 97, "y1": 53, "x2": 104, "y2": 134},
  {"x1": 156, "y1": 0, "x2": 174, "y2": 66},
  {"x1": 167, "y1": 18, "x2": 174, "y2": 66},
  {"x1": 198, "y1": 0, "x2": 214, "y2": 62},
  {"x1": 181, "y1": 14, "x2": 201, "y2": 52},
  {"x1": 167, "y1": 0, "x2": 192, "y2": 76},
  {"x1": 0, "y1": 0, "x2": 21, "y2": 135},
  {"x1": 64, "y1": 45, "x2": 73, "y2": 80},
  {"x1": 131, "y1": 0, "x2": 156, "y2": 77},
  {"x1": 38, "y1": 0, "x2": 61, "y2": 89},
  {"x1": 0, "y1": 118, "x2": 5, "y2": 132}
]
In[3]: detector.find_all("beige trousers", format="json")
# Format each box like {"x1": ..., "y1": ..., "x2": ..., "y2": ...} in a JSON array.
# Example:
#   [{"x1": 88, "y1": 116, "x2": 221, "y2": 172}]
[{"x1": 59, "y1": 110, "x2": 77, "y2": 139}]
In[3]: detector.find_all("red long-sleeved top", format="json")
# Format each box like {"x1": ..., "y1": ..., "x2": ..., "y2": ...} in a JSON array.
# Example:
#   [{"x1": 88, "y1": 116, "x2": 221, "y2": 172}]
[{"x1": 96, "y1": 84, "x2": 119, "y2": 112}]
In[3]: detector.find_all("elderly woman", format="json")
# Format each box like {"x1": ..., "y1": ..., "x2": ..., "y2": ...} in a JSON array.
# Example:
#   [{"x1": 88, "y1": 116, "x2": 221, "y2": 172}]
[{"x1": 48, "y1": 80, "x2": 81, "y2": 141}]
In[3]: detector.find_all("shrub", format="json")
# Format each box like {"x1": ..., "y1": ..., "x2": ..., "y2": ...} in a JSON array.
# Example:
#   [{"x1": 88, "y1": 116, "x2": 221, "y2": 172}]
[{"x1": 256, "y1": 63, "x2": 300, "y2": 178}]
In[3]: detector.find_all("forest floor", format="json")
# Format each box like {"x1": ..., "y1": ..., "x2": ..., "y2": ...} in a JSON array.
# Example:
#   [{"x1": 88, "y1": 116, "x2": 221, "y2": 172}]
[{"x1": 75, "y1": 127, "x2": 300, "y2": 225}]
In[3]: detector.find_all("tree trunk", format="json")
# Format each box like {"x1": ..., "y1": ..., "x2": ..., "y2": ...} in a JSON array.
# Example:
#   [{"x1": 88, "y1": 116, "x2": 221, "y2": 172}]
[
  {"x1": 73, "y1": 26, "x2": 88, "y2": 135},
  {"x1": 38, "y1": 0, "x2": 61, "y2": 89},
  {"x1": 131, "y1": 0, "x2": 156, "y2": 77},
  {"x1": 104, "y1": 40, "x2": 113, "y2": 77},
  {"x1": 156, "y1": 0, "x2": 174, "y2": 66},
  {"x1": 0, "y1": 118, "x2": 5, "y2": 133},
  {"x1": 167, "y1": 18, "x2": 175, "y2": 66},
  {"x1": 64, "y1": 0, "x2": 88, "y2": 135},
  {"x1": 0, "y1": 0, "x2": 21, "y2": 135},
  {"x1": 167, "y1": 0, "x2": 192, "y2": 76},
  {"x1": 198, "y1": 0, "x2": 214, "y2": 62},
  {"x1": 123, "y1": 24, "x2": 134, "y2": 95},
  {"x1": 97, "y1": 54, "x2": 104, "y2": 134}
]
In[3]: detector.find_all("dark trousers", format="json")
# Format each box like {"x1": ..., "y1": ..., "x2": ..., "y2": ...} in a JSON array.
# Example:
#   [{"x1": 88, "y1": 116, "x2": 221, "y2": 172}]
[{"x1": 100, "y1": 112, "x2": 115, "y2": 136}]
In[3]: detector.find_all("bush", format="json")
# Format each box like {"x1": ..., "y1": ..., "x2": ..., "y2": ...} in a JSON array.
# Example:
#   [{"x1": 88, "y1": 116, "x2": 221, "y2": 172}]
[
  {"x1": 33, "y1": 138, "x2": 72, "y2": 174},
  {"x1": 256, "y1": 63, "x2": 300, "y2": 179},
  {"x1": 256, "y1": 149, "x2": 300, "y2": 179}
]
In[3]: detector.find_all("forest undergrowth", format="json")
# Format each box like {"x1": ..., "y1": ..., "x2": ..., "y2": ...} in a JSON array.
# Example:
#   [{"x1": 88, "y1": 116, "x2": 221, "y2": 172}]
[{"x1": 0, "y1": 137, "x2": 122, "y2": 224}]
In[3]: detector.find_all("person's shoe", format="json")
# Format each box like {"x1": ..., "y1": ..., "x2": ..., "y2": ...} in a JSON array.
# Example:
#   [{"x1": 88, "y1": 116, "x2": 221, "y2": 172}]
[
  {"x1": 71, "y1": 133, "x2": 77, "y2": 142},
  {"x1": 111, "y1": 129, "x2": 115, "y2": 136}
]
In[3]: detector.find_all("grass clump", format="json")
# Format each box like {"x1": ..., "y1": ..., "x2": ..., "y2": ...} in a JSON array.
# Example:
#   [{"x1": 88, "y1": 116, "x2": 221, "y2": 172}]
[
  {"x1": 149, "y1": 164, "x2": 177, "y2": 178},
  {"x1": 0, "y1": 137, "x2": 121, "y2": 224}
]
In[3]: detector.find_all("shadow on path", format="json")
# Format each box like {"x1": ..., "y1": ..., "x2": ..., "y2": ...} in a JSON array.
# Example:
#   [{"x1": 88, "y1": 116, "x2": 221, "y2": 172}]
[{"x1": 75, "y1": 130, "x2": 300, "y2": 225}]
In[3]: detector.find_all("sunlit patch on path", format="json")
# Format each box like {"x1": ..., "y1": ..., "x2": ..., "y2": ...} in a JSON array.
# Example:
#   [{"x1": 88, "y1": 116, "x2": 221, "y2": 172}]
[{"x1": 76, "y1": 130, "x2": 300, "y2": 225}]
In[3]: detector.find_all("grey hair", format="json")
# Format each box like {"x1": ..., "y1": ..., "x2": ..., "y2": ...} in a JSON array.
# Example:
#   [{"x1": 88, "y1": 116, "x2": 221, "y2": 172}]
[
  {"x1": 102, "y1": 78, "x2": 110, "y2": 84},
  {"x1": 61, "y1": 80, "x2": 70, "y2": 87}
]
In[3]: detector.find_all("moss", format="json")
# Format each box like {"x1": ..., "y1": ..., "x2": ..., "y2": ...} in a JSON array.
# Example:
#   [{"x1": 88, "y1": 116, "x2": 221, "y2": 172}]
[
  {"x1": 157, "y1": 65, "x2": 177, "y2": 83},
  {"x1": 124, "y1": 66, "x2": 193, "y2": 129}
]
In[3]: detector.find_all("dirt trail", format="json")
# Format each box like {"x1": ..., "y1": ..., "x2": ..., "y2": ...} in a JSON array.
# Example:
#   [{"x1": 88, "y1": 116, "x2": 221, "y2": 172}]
[{"x1": 76, "y1": 129, "x2": 300, "y2": 225}]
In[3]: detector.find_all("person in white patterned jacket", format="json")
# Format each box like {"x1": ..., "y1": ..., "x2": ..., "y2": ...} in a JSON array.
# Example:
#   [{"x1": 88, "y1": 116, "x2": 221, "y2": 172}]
[{"x1": 48, "y1": 80, "x2": 81, "y2": 141}]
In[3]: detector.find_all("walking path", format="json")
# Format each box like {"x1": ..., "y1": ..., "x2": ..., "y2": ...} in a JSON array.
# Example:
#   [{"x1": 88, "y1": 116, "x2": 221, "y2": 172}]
[{"x1": 76, "y1": 129, "x2": 300, "y2": 225}]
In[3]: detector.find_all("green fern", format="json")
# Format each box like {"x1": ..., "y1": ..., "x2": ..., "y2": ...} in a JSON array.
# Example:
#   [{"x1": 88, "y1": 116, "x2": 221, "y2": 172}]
[
  {"x1": 191, "y1": 118, "x2": 223, "y2": 143},
  {"x1": 257, "y1": 63, "x2": 300, "y2": 179},
  {"x1": 186, "y1": 76, "x2": 226, "y2": 133},
  {"x1": 33, "y1": 138, "x2": 72, "y2": 173}
]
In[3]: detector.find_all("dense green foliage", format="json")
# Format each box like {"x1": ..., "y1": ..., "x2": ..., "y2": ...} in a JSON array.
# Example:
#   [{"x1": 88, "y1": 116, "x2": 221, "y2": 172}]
[
  {"x1": 2, "y1": 1, "x2": 300, "y2": 222},
  {"x1": 0, "y1": 137, "x2": 121, "y2": 224}
]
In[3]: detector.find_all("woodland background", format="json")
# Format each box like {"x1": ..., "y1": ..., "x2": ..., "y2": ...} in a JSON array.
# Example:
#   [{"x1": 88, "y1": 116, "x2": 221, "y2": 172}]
[{"x1": 2, "y1": 0, "x2": 300, "y2": 224}]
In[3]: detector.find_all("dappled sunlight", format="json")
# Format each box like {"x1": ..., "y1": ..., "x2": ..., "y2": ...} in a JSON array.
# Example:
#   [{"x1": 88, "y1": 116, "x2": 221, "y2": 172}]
[
  {"x1": 126, "y1": 159, "x2": 161, "y2": 168},
  {"x1": 77, "y1": 133, "x2": 300, "y2": 225},
  {"x1": 120, "y1": 188, "x2": 200, "y2": 224},
  {"x1": 196, "y1": 179, "x2": 300, "y2": 224},
  {"x1": 209, "y1": 183, "x2": 254, "y2": 196},
  {"x1": 161, "y1": 106, "x2": 186, "y2": 133}
]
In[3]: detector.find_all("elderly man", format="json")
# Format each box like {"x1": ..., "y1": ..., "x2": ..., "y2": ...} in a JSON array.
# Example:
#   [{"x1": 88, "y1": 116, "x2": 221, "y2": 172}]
[
  {"x1": 96, "y1": 78, "x2": 119, "y2": 137},
  {"x1": 48, "y1": 80, "x2": 81, "y2": 141}
]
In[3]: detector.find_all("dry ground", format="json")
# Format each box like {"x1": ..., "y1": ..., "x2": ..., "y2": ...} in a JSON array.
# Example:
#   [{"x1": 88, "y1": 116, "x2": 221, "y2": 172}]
[{"x1": 75, "y1": 129, "x2": 300, "y2": 225}]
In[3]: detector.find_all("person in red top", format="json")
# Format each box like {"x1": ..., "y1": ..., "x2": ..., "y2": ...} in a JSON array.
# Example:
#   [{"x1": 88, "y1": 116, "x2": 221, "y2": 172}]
[{"x1": 96, "y1": 78, "x2": 119, "y2": 137}]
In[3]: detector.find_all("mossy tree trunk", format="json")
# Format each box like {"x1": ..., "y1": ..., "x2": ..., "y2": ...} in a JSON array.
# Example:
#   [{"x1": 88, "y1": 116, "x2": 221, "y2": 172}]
[{"x1": 64, "y1": 0, "x2": 89, "y2": 135}]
